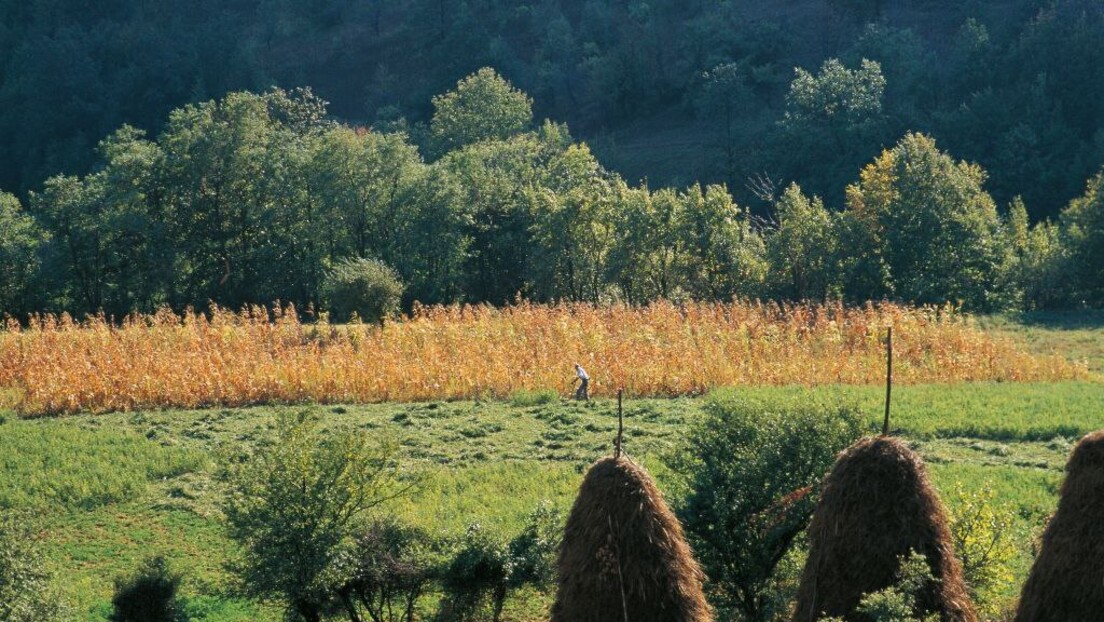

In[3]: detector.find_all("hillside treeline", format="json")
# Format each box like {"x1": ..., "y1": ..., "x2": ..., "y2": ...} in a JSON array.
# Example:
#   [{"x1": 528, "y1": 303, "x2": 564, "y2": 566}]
[
  {"x1": 1, "y1": 69, "x2": 1101, "y2": 319},
  {"x1": 2, "y1": 0, "x2": 1103, "y2": 221}
]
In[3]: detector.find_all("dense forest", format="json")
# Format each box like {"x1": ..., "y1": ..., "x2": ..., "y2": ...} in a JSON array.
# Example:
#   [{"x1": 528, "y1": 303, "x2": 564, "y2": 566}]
[
  {"x1": 2, "y1": 0, "x2": 1103, "y2": 216},
  {"x1": 2, "y1": 0, "x2": 1104, "y2": 318}
]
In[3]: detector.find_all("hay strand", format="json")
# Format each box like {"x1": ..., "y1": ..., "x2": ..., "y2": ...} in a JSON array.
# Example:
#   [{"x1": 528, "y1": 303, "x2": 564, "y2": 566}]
[
  {"x1": 551, "y1": 456, "x2": 713, "y2": 622},
  {"x1": 1014, "y1": 430, "x2": 1104, "y2": 622},
  {"x1": 793, "y1": 436, "x2": 976, "y2": 622}
]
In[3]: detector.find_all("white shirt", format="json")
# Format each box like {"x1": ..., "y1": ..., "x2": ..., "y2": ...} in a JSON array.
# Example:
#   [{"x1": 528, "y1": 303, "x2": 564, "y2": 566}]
[{"x1": 576, "y1": 366, "x2": 589, "y2": 380}]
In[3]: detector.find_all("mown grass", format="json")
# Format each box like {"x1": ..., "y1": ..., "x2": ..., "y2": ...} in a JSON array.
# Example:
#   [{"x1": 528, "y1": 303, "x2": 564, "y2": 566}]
[{"x1": 3, "y1": 381, "x2": 1098, "y2": 620}]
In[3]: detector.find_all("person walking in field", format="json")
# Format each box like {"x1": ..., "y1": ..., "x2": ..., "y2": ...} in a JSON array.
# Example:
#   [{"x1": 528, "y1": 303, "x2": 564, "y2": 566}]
[{"x1": 573, "y1": 363, "x2": 590, "y2": 401}]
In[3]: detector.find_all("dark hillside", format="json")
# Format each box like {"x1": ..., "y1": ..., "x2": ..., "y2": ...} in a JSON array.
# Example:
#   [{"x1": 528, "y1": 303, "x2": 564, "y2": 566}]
[{"x1": 1, "y1": 0, "x2": 1101, "y2": 217}]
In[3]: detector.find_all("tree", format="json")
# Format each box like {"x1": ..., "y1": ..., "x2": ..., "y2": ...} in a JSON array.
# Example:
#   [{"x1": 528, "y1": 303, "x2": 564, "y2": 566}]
[
  {"x1": 0, "y1": 192, "x2": 47, "y2": 316},
  {"x1": 678, "y1": 184, "x2": 767, "y2": 300},
  {"x1": 1061, "y1": 169, "x2": 1104, "y2": 305},
  {"x1": 764, "y1": 183, "x2": 840, "y2": 301},
  {"x1": 667, "y1": 389, "x2": 864, "y2": 622},
  {"x1": 845, "y1": 133, "x2": 1013, "y2": 310},
  {"x1": 526, "y1": 143, "x2": 616, "y2": 302},
  {"x1": 437, "y1": 502, "x2": 562, "y2": 622},
  {"x1": 780, "y1": 58, "x2": 887, "y2": 202},
  {"x1": 222, "y1": 415, "x2": 407, "y2": 622},
  {"x1": 430, "y1": 68, "x2": 533, "y2": 155}
]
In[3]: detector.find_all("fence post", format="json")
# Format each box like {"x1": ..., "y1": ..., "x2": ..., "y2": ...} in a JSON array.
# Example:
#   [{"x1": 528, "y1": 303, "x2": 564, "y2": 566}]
[
  {"x1": 615, "y1": 389, "x2": 624, "y2": 459},
  {"x1": 883, "y1": 327, "x2": 893, "y2": 435}
]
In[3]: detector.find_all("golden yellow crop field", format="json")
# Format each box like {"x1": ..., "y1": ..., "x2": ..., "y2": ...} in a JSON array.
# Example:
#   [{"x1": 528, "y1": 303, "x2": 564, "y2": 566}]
[{"x1": 0, "y1": 301, "x2": 1086, "y2": 417}]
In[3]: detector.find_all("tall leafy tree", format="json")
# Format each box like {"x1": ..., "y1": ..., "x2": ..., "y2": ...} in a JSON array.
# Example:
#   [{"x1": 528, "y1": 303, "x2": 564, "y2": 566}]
[
  {"x1": 430, "y1": 68, "x2": 533, "y2": 155},
  {"x1": 0, "y1": 192, "x2": 48, "y2": 316},
  {"x1": 844, "y1": 133, "x2": 1013, "y2": 310}
]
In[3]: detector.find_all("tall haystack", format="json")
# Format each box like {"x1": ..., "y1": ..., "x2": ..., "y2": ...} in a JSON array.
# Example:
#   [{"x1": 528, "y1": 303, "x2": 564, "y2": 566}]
[
  {"x1": 551, "y1": 456, "x2": 713, "y2": 622},
  {"x1": 1015, "y1": 430, "x2": 1104, "y2": 622},
  {"x1": 793, "y1": 436, "x2": 976, "y2": 622}
]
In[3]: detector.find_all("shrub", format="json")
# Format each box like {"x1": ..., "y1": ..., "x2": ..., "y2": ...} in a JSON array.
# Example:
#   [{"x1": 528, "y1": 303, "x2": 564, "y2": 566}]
[
  {"x1": 323, "y1": 257, "x2": 404, "y2": 324},
  {"x1": 509, "y1": 389, "x2": 559, "y2": 407},
  {"x1": 551, "y1": 457, "x2": 712, "y2": 622},
  {"x1": 221, "y1": 414, "x2": 407, "y2": 622},
  {"x1": 110, "y1": 556, "x2": 181, "y2": 622},
  {"x1": 339, "y1": 519, "x2": 442, "y2": 622},
  {"x1": 0, "y1": 511, "x2": 69, "y2": 622},
  {"x1": 947, "y1": 483, "x2": 1017, "y2": 615},
  {"x1": 667, "y1": 390, "x2": 863, "y2": 622},
  {"x1": 439, "y1": 501, "x2": 564, "y2": 622}
]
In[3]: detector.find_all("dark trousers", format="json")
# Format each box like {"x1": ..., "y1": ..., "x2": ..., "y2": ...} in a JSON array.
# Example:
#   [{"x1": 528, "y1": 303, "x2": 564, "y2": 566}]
[{"x1": 574, "y1": 378, "x2": 589, "y2": 400}]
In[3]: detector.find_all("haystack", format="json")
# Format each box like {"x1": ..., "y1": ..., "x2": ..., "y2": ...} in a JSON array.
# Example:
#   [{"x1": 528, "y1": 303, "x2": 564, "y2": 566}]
[
  {"x1": 1015, "y1": 430, "x2": 1104, "y2": 622},
  {"x1": 551, "y1": 456, "x2": 713, "y2": 622},
  {"x1": 792, "y1": 436, "x2": 975, "y2": 622}
]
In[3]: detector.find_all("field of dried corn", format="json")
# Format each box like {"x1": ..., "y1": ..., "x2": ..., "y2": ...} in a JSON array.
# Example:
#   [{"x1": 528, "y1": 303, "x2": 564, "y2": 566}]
[{"x1": 0, "y1": 301, "x2": 1085, "y2": 417}]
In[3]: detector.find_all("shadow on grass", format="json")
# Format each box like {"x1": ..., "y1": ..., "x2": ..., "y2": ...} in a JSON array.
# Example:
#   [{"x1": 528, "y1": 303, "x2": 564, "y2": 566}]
[{"x1": 1006, "y1": 310, "x2": 1104, "y2": 330}]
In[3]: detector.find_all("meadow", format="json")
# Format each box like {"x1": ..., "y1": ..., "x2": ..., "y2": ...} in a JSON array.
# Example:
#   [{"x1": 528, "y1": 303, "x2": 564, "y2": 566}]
[
  {"x1": 0, "y1": 380, "x2": 1097, "y2": 620},
  {"x1": 0, "y1": 306, "x2": 1099, "y2": 620}
]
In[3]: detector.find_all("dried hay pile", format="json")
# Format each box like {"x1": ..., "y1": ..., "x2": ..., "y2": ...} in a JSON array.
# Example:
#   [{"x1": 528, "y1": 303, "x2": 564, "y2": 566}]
[
  {"x1": 793, "y1": 436, "x2": 975, "y2": 622},
  {"x1": 1015, "y1": 430, "x2": 1104, "y2": 622},
  {"x1": 551, "y1": 456, "x2": 712, "y2": 622}
]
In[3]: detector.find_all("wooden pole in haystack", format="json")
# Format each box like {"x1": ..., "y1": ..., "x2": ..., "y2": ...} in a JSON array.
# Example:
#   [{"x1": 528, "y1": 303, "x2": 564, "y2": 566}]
[
  {"x1": 883, "y1": 326, "x2": 893, "y2": 436},
  {"x1": 615, "y1": 389, "x2": 624, "y2": 459}
]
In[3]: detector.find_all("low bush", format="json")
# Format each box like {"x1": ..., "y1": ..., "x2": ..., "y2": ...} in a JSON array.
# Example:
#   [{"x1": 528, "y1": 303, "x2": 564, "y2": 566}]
[
  {"x1": 668, "y1": 389, "x2": 865, "y2": 622},
  {"x1": 339, "y1": 519, "x2": 442, "y2": 622},
  {"x1": 323, "y1": 257, "x2": 404, "y2": 324},
  {"x1": 438, "y1": 501, "x2": 562, "y2": 622},
  {"x1": 110, "y1": 556, "x2": 182, "y2": 622}
]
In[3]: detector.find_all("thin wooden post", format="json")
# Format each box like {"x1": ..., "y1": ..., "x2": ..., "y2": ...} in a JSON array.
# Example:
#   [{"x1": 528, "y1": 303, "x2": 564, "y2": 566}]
[
  {"x1": 615, "y1": 389, "x2": 624, "y2": 459},
  {"x1": 882, "y1": 327, "x2": 892, "y2": 435}
]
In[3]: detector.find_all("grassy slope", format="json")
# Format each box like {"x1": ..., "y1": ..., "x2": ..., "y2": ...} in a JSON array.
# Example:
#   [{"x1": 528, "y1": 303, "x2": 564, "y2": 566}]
[{"x1": 2, "y1": 381, "x2": 1100, "y2": 621}]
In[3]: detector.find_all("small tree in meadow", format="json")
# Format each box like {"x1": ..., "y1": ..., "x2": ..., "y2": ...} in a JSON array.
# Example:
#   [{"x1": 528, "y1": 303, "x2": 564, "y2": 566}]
[
  {"x1": 667, "y1": 390, "x2": 864, "y2": 622},
  {"x1": 222, "y1": 414, "x2": 407, "y2": 622},
  {"x1": 437, "y1": 502, "x2": 562, "y2": 622},
  {"x1": 338, "y1": 519, "x2": 443, "y2": 622},
  {"x1": 110, "y1": 556, "x2": 181, "y2": 622}
]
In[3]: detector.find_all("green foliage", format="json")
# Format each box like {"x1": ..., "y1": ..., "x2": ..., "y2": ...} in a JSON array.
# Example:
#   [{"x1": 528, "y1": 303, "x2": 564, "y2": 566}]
[
  {"x1": 431, "y1": 68, "x2": 533, "y2": 154},
  {"x1": 668, "y1": 389, "x2": 865, "y2": 621},
  {"x1": 437, "y1": 501, "x2": 562, "y2": 622},
  {"x1": 845, "y1": 133, "x2": 1012, "y2": 310},
  {"x1": 110, "y1": 556, "x2": 182, "y2": 622},
  {"x1": 509, "y1": 389, "x2": 559, "y2": 407},
  {"x1": 0, "y1": 192, "x2": 47, "y2": 316},
  {"x1": 765, "y1": 183, "x2": 841, "y2": 300},
  {"x1": 1061, "y1": 170, "x2": 1104, "y2": 306},
  {"x1": 947, "y1": 483, "x2": 1018, "y2": 615},
  {"x1": 338, "y1": 519, "x2": 442, "y2": 622},
  {"x1": 0, "y1": 511, "x2": 69, "y2": 622},
  {"x1": 221, "y1": 414, "x2": 407, "y2": 622},
  {"x1": 322, "y1": 257, "x2": 404, "y2": 324},
  {"x1": 849, "y1": 551, "x2": 940, "y2": 622}
]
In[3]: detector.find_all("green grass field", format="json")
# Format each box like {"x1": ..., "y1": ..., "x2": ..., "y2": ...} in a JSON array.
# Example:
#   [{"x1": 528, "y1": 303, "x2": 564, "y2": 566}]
[
  {"x1": 1, "y1": 381, "x2": 1099, "y2": 620},
  {"x1": 1, "y1": 315, "x2": 1101, "y2": 620}
]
